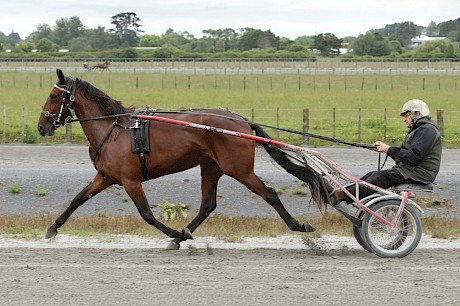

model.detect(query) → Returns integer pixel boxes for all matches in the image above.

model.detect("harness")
[43,80,150,181]
[43,80,388,180]
[131,108,154,181]
[41,82,76,127]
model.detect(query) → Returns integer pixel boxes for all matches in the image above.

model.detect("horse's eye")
[50,94,58,100]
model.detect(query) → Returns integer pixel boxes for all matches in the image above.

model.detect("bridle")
[41,81,77,128]
[40,78,130,165]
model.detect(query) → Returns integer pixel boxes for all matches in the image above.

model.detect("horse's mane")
[76,78,134,115]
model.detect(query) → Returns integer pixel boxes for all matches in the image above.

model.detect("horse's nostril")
[38,125,45,136]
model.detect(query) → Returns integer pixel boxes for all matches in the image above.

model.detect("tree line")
[1,12,459,59]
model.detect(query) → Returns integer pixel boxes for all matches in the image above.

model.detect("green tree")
[352,32,393,56]
[139,34,164,47]
[288,44,307,52]
[413,39,455,58]
[277,37,295,51]
[115,48,138,58]
[110,12,143,47]
[69,37,90,52]
[238,28,279,51]
[446,30,460,43]
[426,21,439,36]
[388,40,403,54]
[7,32,21,44]
[396,21,417,47]
[29,24,53,43]
[84,26,114,50]
[312,33,342,56]
[153,44,186,58]
[52,16,85,47]
[14,41,35,53]
[163,29,194,49]
[36,38,59,52]
[438,19,459,37]
[0,37,13,51]
[295,36,314,48]
[202,28,238,52]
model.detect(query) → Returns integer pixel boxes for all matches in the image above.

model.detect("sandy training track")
[0,235,459,305]
[0,145,459,305]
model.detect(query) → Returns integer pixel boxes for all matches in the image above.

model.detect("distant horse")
[93,61,110,71]
[38,69,327,249]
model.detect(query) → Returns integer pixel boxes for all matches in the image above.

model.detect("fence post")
[302,108,310,145]
[2,105,5,144]
[383,108,387,142]
[358,108,362,144]
[332,108,336,139]
[437,110,444,146]
[276,107,280,139]
[65,123,72,144]
[21,105,25,143]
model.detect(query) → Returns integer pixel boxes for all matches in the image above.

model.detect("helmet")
[400,99,430,117]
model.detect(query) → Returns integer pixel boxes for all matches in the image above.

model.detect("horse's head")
[38,69,76,136]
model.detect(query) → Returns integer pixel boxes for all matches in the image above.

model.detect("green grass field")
[1,71,459,146]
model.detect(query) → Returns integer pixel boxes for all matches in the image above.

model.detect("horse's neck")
[75,104,117,149]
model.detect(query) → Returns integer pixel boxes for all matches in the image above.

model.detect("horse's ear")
[56,69,66,84]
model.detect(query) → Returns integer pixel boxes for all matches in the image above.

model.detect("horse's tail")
[251,123,327,210]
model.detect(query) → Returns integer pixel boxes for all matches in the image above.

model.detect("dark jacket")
[387,117,442,183]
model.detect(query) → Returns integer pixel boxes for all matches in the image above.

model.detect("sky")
[1,0,458,40]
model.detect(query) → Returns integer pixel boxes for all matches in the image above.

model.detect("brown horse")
[93,61,110,71]
[38,69,327,249]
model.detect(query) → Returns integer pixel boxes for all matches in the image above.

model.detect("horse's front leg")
[123,180,193,240]
[46,173,112,239]
[167,161,223,250]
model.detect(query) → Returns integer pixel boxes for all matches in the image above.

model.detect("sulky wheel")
[360,200,422,258]
[352,202,375,253]
[353,224,371,252]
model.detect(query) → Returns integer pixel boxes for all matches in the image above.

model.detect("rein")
[44,82,388,170]
[148,109,377,151]
[145,109,389,170]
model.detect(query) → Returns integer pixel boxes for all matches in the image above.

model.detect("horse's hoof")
[303,222,316,233]
[182,228,193,240]
[45,227,57,239]
[166,241,181,250]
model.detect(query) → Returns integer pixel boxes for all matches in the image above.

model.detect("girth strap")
[139,152,149,182]
[90,119,119,165]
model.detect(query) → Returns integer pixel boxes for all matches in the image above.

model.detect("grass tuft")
[0,210,457,241]
[8,182,22,194]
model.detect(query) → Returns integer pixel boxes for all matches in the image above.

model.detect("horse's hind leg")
[123,180,192,240]
[236,172,315,233]
[46,173,112,238]
[168,161,223,250]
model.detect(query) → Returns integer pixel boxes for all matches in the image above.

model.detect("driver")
[329,99,442,205]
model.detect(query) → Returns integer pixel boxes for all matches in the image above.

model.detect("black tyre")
[361,200,422,258]
[353,224,371,252]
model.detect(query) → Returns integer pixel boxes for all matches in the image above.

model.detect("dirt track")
[1,145,460,305]
[0,244,459,305]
